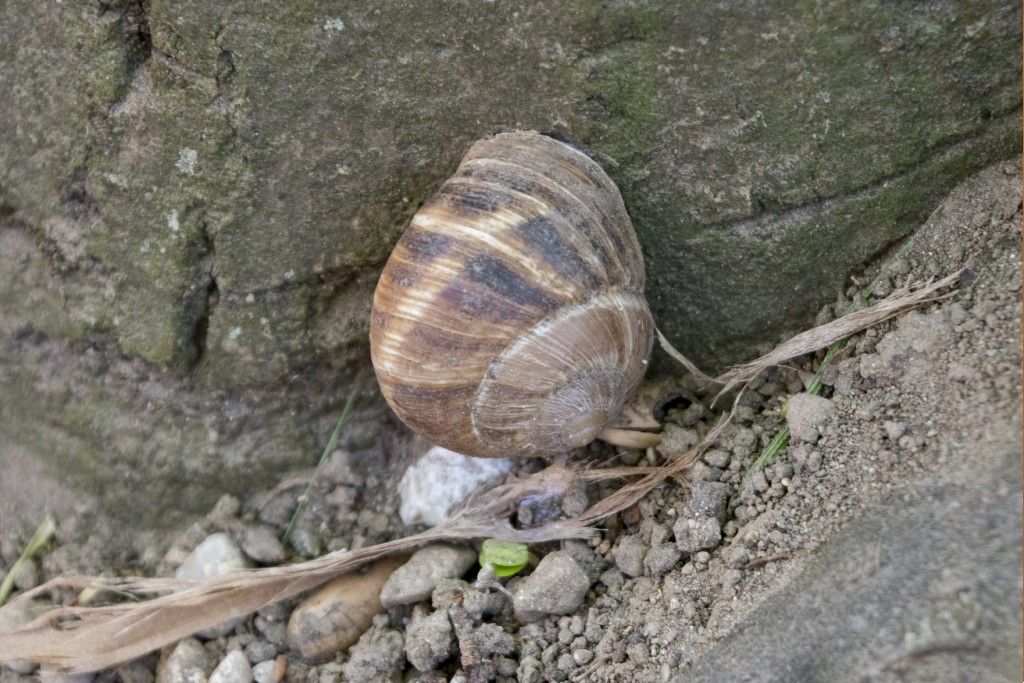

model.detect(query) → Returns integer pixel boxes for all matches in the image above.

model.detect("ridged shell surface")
[370,131,654,457]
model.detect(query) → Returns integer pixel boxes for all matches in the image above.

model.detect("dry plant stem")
[656,328,716,384]
[656,272,961,401]
[710,272,961,399]
[598,427,663,449]
[0,273,960,674]
[740,552,793,570]
[0,475,592,674]
[449,595,483,683]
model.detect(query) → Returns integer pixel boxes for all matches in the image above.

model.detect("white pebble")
[251,660,277,683]
[209,650,253,683]
[398,446,511,526]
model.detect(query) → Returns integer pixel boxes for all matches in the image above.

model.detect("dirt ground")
[0,160,1020,682]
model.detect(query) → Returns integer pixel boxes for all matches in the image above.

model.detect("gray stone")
[112,661,155,683]
[343,623,405,683]
[686,481,731,523]
[461,587,511,621]
[379,544,476,608]
[288,527,323,559]
[239,525,287,565]
[883,420,908,441]
[643,544,682,576]
[175,533,250,579]
[38,674,95,683]
[674,516,723,554]
[243,641,278,665]
[612,535,648,578]
[430,578,470,610]
[250,661,276,683]
[472,623,516,658]
[209,651,254,683]
[785,394,835,443]
[156,638,210,683]
[404,607,453,672]
[560,539,607,583]
[513,552,591,622]
[703,449,731,469]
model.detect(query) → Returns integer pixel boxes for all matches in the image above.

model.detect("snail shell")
[370,131,654,458]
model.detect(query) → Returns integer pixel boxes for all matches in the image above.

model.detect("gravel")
[4,160,1018,683]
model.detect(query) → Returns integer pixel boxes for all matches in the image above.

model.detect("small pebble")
[287,557,403,661]
[398,446,512,526]
[288,527,323,558]
[643,544,682,576]
[785,393,834,443]
[240,525,287,565]
[156,638,210,683]
[209,650,254,683]
[380,544,476,608]
[405,606,454,672]
[674,516,722,553]
[251,661,276,683]
[513,552,591,622]
[612,535,648,578]
[883,420,908,440]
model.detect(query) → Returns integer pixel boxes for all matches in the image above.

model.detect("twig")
[740,552,792,570]
[448,593,482,683]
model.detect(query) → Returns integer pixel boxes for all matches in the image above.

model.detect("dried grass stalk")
[0,272,958,673]
[658,272,961,400]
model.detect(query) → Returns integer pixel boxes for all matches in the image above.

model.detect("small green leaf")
[479,539,529,577]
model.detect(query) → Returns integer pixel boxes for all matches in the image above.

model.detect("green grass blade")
[0,517,56,607]
[742,235,918,482]
[283,391,358,546]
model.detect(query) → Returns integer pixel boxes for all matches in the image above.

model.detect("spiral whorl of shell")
[370,131,654,457]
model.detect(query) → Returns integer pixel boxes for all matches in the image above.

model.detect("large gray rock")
[680,435,1022,681]
[0,1,1019,521]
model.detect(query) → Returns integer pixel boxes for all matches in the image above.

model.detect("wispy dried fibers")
[658,272,961,402]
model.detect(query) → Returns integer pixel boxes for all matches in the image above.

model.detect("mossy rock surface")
[0,0,1019,520]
